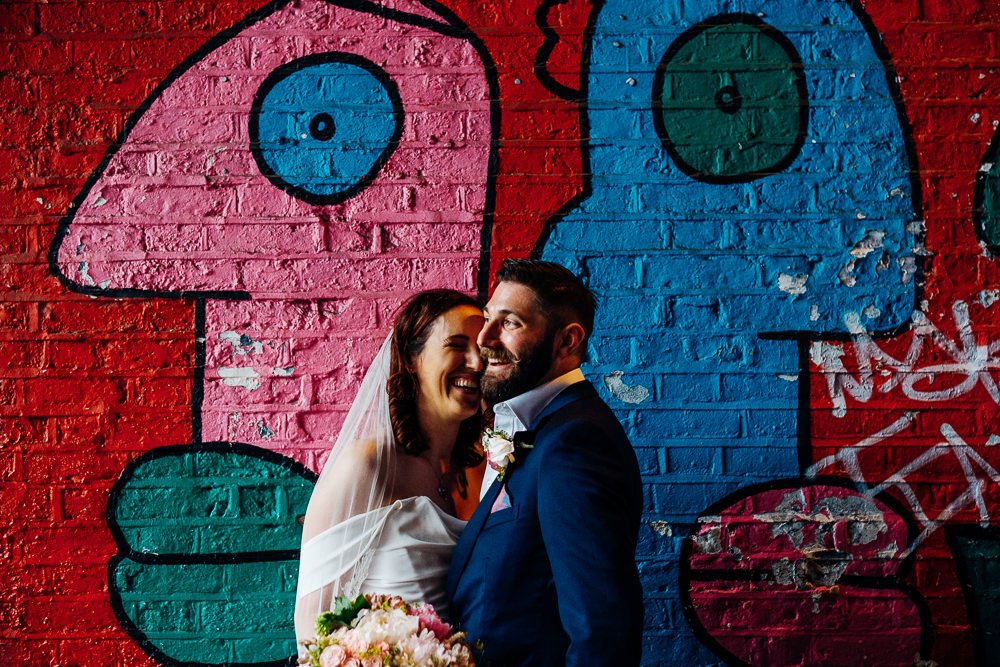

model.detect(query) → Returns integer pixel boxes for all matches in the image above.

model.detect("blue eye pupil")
[309,113,336,141]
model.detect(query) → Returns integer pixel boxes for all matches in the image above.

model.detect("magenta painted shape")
[685,484,923,666]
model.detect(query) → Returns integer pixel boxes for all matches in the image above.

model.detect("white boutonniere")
[483,428,533,481]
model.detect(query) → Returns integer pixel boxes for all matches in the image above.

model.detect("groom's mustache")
[480,346,514,364]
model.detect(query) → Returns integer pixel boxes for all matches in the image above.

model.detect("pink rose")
[319,645,356,667]
[410,603,453,642]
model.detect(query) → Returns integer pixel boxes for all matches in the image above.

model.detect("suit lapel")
[447,475,504,597]
[448,380,597,597]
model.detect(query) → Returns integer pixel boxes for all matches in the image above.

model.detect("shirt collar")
[492,367,586,432]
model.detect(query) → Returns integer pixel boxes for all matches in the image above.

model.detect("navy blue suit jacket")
[446,380,644,666]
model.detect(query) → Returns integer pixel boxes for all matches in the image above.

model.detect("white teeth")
[453,378,479,389]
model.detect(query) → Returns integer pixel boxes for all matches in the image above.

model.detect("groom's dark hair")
[495,258,596,345]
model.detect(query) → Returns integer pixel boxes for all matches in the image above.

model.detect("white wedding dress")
[297,495,466,617]
[296,334,468,642]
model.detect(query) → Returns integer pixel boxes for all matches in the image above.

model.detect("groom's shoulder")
[538,380,628,441]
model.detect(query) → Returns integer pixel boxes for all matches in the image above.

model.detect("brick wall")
[2,0,998,665]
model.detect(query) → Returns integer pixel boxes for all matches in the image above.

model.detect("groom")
[447,259,644,665]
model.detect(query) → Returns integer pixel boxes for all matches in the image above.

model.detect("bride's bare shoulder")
[324,437,390,477]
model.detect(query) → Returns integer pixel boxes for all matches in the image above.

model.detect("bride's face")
[411,304,486,423]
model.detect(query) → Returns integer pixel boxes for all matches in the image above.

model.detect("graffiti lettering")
[812,300,1000,417]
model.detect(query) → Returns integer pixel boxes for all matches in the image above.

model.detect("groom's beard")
[480,331,556,406]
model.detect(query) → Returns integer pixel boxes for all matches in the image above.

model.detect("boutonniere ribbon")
[482,428,534,481]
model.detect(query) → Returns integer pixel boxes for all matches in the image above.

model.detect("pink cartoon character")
[51,0,496,664]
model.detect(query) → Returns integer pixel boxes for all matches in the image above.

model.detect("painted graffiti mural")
[3,0,1000,664]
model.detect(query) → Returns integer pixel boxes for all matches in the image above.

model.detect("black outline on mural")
[972,126,1000,253]
[678,476,932,666]
[413,0,501,300]
[43,0,500,664]
[529,0,600,259]
[106,441,317,667]
[945,524,1000,667]
[534,0,585,101]
[248,51,405,206]
[533,1,930,664]
[192,298,206,444]
[650,14,810,185]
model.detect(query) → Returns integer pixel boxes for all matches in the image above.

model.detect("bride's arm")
[294,439,386,643]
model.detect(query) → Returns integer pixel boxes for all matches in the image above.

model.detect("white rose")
[486,435,515,466]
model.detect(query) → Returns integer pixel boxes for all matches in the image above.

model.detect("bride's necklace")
[424,453,451,499]
[436,466,454,499]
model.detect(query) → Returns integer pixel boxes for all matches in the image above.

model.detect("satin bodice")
[360,496,466,613]
[298,495,466,619]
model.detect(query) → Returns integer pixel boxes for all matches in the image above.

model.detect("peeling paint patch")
[977,289,999,308]
[77,262,96,287]
[691,524,722,554]
[862,304,881,319]
[840,229,888,287]
[257,420,274,440]
[850,230,886,259]
[772,557,796,585]
[988,435,1000,447]
[219,367,261,390]
[604,370,649,404]
[777,272,808,296]
[809,305,820,322]
[778,374,798,382]
[219,331,265,356]
[838,260,858,287]
[649,521,673,537]
[898,256,918,284]
[272,366,295,377]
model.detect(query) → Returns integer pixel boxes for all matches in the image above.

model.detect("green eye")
[652,14,808,182]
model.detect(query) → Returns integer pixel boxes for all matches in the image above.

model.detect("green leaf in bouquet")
[315,595,370,636]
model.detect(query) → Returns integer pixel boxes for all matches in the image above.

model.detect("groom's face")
[478,281,557,406]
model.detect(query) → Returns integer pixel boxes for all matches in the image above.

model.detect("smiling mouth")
[481,348,513,370]
[452,376,480,392]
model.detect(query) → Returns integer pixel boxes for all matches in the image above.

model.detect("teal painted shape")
[108,444,316,666]
[113,559,300,665]
[655,19,806,179]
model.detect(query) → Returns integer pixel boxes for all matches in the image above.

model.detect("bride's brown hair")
[387,289,485,470]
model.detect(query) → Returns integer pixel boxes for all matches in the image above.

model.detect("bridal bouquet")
[300,594,476,667]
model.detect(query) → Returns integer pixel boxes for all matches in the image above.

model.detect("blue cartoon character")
[539,1,921,663]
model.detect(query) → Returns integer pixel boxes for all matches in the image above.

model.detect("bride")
[294,289,485,642]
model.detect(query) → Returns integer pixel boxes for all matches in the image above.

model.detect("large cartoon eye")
[249,53,403,204]
[652,14,808,183]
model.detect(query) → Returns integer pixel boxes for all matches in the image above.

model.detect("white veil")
[294,333,397,642]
